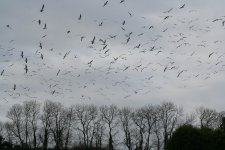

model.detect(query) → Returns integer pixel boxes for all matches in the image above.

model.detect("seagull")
[208,52,214,58]
[88,60,93,65]
[212,19,222,22]
[24,65,28,73]
[88,60,93,67]
[179,4,185,9]
[164,16,171,20]
[38,19,41,25]
[41,54,44,59]
[126,37,130,44]
[13,84,16,90]
[56,69,60,76]
[40,4,44,12]
[164,66,168,72]
[43,23,47,29]
[128,12,132,17]
[120,0,125,3]
[21,51,24,58]
[39,43,42,49]
[1,69,4,76]
[103,1,108,7]
[80,36,85,41]
[163,8,173,13]
[177,70,187,78]
[78,14,82,20]
[25,58,28,63]
[91,36,95,44]
[6,25,12,29]
[122,20,125,25]
[149,26,154,29]
[99,21,103,26]
[123,66,130,71]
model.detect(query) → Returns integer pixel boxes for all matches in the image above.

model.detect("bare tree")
[74,104,98,149]
[47,101,66,150]
[100,105,119,150]
[131,108,146,150]
[6,104,24,146]
[152,116,163,150]
[4,121,14,146]
[142,105,157,150]
[158,102,183,150]
[196,106,219,128]
[64,106,76,150]
[119,107,134,150]
[24,100,41,149]
[40,100,53,150]
[93,116,105,149]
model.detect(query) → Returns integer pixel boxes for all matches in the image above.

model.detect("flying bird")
[122,20,125,25]
[120,0,125,3]
[88,60,93,67]
[80,36,85,41]
[13,84,16,90]
[164,66,168,72]
[163,8,173,13]
[99,21,103,26]
[24,65,28,73]
[123,66,130,71]
[103,1,108,7]
[78,14,82,20]
[56,69,60,76]
[149,26,154,29]
[179,4,185,9]
[208,52,214,58]
[1,70,4,76]
[43,23,47,29]
[212,18,222,22]
[91,36,95,44]
[6,25,12,29]
[177,70,187,78]
[40,4,45,12]
[164,16,171,20]
[41,54,44,59]
[39,43,42,49]
[21,51,24,58]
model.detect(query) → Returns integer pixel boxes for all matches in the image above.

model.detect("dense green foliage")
[166,125,225,150]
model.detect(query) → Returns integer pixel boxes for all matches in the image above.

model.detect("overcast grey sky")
[0,0,225,119]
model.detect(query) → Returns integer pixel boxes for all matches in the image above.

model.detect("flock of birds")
[0,0,225,105]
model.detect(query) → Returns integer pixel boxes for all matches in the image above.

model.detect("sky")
[0,0,225,120]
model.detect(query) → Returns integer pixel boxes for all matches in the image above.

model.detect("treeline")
[0,100,224,150]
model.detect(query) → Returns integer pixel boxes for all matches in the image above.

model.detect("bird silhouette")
[40,4,44,12]
[13,84,16,90]
[120,0,125,3]
[24,65,28,73]
[103,1,108,7]
[1,70,4,76]
[91,36,95,44]
[179,4,185,9]
[56,69,60,76]
[43,23,47,29]
[78,14,82,20]
[209,52,214,58]
[21,51,24,58]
